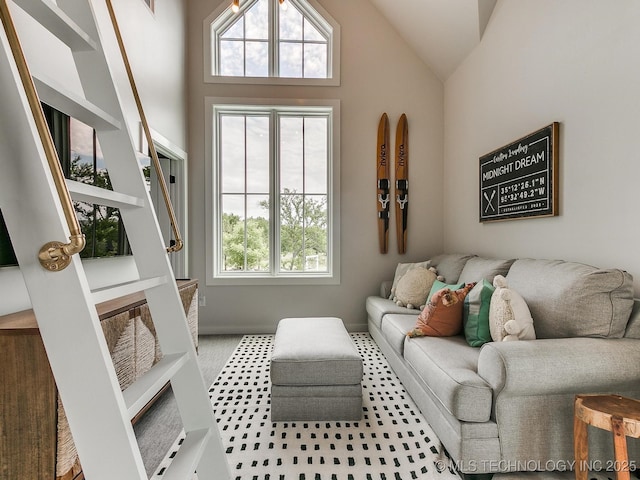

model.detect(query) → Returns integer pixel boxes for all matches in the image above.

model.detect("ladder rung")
[32,74,121,131]
[91,276,168,304]
[12,0,98,51]
[67,180,144,209]
[160,429,211,480]
[122,352,188,419]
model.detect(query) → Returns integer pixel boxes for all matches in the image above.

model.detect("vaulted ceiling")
[368,0,497,81]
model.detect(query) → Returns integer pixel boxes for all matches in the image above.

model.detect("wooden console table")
[0,279,198,480]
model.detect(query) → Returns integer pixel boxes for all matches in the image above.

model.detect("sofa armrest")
[380,280,393,299]
[478,337,640,396]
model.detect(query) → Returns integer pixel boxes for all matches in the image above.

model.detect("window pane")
[304,194,327,271]
[245,0,268,40]
[221,16,244,39]
[304,117,327,194]
[245,41,268,77]
[221,194,245,271]
[221,194,270,272]
[94,133,106,188]
[279,4,302,41]
[246,194,270,271]
[220,40,244,76]
[0,210,17,266]
[73,201,93,226]
[280,116,303,192]
[279,192,303,271]
[220,115,245,193]
[246,116,270,193]
[70,119,109,190]
[303,18,325,42]
[70,118,96,185]
[279,42,302,78]
[303,43,327,78]
[86,205,123,258]
[212,0,336,81]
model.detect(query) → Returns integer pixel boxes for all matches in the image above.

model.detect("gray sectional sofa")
[366,254,640,476]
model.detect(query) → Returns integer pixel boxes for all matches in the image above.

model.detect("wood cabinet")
[0,280,198,480]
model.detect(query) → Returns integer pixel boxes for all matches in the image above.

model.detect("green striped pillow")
[463,279,495,347]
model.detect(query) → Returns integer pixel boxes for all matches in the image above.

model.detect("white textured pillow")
[393,267,437,310]
[489,275,536,341]
[389,260,431,299]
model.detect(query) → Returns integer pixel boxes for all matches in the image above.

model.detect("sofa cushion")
[380,314,419,356]
[506,259,634,339]
[624,300,640,339]
[404,335,492,422]
[430,254,476,283]
[366,296,417,330]
[458,257,515,284]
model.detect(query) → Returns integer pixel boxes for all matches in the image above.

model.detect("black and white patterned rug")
[152,333,460,480]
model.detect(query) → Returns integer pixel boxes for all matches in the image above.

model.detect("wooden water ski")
[376,113,390,253]
[395,114,409,254]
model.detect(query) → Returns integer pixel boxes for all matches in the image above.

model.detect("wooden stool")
[574,394,640,480]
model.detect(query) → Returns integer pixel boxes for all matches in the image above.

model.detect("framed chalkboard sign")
[479,122,559,222]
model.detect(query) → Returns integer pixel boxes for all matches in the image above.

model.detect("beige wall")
[444,0,640,294]
[188,0,444,333]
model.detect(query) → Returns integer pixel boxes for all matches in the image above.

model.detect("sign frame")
[479,122,559,223]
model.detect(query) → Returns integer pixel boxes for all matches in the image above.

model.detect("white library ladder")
[0,0,229,478]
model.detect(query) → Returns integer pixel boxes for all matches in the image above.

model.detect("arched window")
[205,0,340,85]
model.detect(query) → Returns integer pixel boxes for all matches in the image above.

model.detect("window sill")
[204,75,340,87]
[206,273,340,287]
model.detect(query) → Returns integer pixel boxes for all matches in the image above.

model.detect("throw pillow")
[389,260,431,299]
[407,283,476,337]
[428,280,465,301]
[489,275,536,341]
[393,267,438,310]
[463,279,495,347]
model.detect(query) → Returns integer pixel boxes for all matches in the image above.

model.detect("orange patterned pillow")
[407,283,476,337]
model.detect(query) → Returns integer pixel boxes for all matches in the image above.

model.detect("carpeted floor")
[151,333,460,480]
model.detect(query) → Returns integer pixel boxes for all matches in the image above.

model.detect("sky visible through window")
[70,119,150,175]
[218,0,328,78]
[220,113,328,217]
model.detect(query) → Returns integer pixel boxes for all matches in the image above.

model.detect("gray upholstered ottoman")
[270,317,363,421]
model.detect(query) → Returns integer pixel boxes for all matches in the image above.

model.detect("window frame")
[205,97,340,286]
[203,0,341,86]
[140,125,190,279]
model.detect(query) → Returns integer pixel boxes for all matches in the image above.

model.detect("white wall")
[444,0,640,294]
[12,0,187,151]
[188,0,444,333]
[110,0,188,149]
